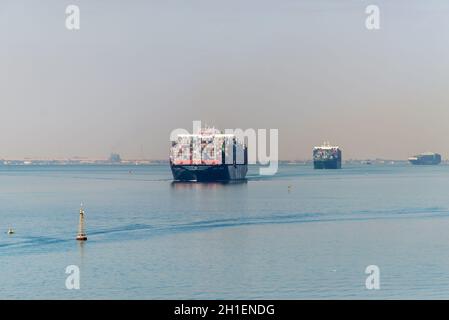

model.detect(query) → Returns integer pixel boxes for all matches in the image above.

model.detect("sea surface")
[2,163,449,299]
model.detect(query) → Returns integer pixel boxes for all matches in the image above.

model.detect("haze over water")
[2,0,449,160]
[2,164,449,299]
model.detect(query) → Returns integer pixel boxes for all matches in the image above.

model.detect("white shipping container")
[235,143,245,164]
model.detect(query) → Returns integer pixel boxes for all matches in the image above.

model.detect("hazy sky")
[2,0,449,160]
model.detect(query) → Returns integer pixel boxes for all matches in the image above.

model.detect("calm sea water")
[2,163,449,299]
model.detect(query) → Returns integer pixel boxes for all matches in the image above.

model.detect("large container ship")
[408,152,441,165]
[170,128,248,181]
[313,142,342,169]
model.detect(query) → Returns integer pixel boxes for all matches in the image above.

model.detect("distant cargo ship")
[408,152,441,165]
[313,142,342,169]
[170,128,248,182]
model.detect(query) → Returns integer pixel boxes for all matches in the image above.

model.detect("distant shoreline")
[1,159,448,166]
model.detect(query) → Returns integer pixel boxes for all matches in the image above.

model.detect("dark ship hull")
[313,159,341,169]
[171,164,247,182]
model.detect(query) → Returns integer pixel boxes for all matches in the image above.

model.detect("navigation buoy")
[7,228,14,235]
[76,204,87,241]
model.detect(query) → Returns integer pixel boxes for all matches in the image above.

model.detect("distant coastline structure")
[109,153,122,163]
[76,205,87,241]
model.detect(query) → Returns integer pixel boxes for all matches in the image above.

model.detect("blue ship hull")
[409,153,441,165]
[313,159,341,169]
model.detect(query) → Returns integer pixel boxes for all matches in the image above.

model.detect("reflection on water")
[77,240,85,263]
[170,179,248,190]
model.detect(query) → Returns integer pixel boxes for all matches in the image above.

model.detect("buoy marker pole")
[76,204,87,241]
